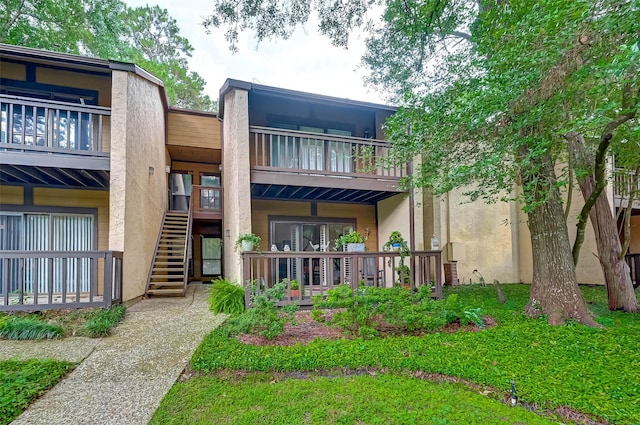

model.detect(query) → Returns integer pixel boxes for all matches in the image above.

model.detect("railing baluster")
[2,258,8,306]
[62,258,68,303]
[7,103,14,144]
[20,104,26,145]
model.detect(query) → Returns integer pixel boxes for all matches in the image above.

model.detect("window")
[269,123,353,173]
[270,218,356,285]
[201,236,222,276]
[199,174,221,210]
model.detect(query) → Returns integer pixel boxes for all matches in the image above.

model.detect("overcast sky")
[124,0,387,105]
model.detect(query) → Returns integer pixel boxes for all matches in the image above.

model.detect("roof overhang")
[218,78,396,118]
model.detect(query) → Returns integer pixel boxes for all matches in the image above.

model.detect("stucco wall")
[222,88,252,284]
[439,191,518,284]
[109,71,167,301]
[377,194,411,251]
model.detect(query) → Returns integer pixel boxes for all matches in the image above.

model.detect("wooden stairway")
[145,210,191,297]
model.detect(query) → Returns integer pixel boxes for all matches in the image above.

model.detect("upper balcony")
[0,94,111,188]
[249,126,406,204]
[614,168,640,209]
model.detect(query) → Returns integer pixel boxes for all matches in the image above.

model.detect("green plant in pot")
[334,230,366,252]
[235,233,261,252]
[383,231,410,253]
[288,279,301,297]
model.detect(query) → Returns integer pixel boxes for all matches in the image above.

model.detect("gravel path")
[10,284,224,425]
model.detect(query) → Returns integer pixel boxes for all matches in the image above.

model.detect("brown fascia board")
[218,78,396,118]
[0,43,110,71]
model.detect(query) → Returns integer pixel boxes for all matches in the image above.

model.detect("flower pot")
[346,243,365,252]
[289,289,301,297]
[241,240,254,252]
[391,242,401,251]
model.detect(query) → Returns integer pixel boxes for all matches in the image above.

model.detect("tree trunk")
[577,174,639,312]
[523,158,598,326]
[570,136,638,312]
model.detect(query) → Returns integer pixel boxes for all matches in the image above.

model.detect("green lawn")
[0,359,75,425]
[151,374,569,425]
[153,284,640,424]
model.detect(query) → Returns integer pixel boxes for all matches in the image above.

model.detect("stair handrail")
[145,210,168,295]
[182,193,194,295]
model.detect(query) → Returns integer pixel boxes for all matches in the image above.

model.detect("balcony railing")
[242,250,442,307]
[614,168,640,208]
[0,94,111,157]
[191,185,223,219]
[249,126,405,180]
[0,250,123,311]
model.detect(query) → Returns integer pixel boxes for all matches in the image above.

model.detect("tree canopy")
[0,0,215,111]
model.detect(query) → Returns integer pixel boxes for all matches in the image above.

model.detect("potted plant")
[288,279,301,297]
[334,230,366,252]
[235,233,261,252]
[383,231,409,253]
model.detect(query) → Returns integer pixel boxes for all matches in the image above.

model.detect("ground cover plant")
[155,284,640,424]
[312,284,485,338]
[151,374,568,425]
[0,305,126,340]
[0,359,75,425]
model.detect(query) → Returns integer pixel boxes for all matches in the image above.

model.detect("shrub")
[312,286,484,338]
[208,278,245,316]
[0,316,63,340]
[82,305,126,337]
[225,280,297,340]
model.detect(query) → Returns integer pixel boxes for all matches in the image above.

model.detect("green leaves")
[0,360,75,425]
[0,316,63,340]
[208,278,246,316]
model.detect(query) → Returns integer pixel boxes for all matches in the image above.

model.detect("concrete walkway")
[8,284,224,425]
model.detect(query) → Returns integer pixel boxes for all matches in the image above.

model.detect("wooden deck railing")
[0,250,123,311]
[242,250,442,307]
[0,94,111,156]
[191,185,223,219]
[626,253,639,289]
[249,126,405,180]
[614,168,640,208]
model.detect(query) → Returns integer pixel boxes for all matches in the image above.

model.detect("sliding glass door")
[270,219,355,285]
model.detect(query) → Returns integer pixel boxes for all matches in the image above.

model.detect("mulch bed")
[236,310,496,347]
